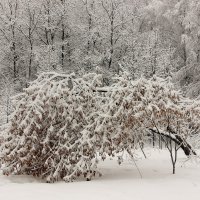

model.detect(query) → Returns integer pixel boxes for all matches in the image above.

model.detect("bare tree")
[0,0,20,79]
[18,0,41,82]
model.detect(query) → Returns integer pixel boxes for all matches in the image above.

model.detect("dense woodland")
[0,0,200,182]
[1,0,200,122]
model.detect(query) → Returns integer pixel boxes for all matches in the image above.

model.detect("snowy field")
[0,149,200,200]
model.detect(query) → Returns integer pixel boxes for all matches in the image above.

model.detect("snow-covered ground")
[1,149,200,200]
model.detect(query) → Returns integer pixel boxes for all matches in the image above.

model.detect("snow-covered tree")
[0,73,14,125]
[0,72,104,182]
[172,0,200,98]
[97,73,199,156]
[0,0,21,79]
[18,0,41,82]
[1,71,199,182]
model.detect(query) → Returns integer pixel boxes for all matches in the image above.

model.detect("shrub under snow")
[95,74,200,158]
[0,72,104,182]
[0,72,199,182]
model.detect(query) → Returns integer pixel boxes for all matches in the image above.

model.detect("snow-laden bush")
[1,72,199,182]
[0,72,104,182]
[95,73,200,158]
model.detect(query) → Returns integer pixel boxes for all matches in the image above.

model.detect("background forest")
[0,0,200,125]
